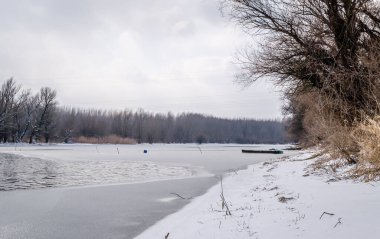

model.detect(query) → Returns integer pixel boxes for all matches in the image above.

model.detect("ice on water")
[0,143,285,192]
[0,152,192,191]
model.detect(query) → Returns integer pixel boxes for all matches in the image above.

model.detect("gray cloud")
[0,0,283,119]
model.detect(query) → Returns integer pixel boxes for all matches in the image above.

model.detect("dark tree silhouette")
[224,0,380,123]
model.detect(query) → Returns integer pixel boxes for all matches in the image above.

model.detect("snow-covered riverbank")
[135,151,380,239]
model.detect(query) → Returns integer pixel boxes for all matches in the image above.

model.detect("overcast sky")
[0,0,283,119]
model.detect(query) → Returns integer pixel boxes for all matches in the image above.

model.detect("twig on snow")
[320,211,335,219]
[197,146,203,154]
[334,218,342,228]
[220,176,232,216]
[170,193,193,200]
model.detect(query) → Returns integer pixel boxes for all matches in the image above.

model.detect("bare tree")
[223,0,380,123]
[55,107,77,143]
[39,87,57,143]
[134,108,145,144]
[13,89,33,142]
[0,78,20,142]
[28,87,57,143]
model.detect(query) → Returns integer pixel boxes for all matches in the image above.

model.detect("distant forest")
[0,79,288,144]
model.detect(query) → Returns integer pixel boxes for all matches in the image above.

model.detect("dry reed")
[74,135,137,145]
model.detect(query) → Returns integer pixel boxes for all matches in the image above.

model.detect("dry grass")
[352,117,380,165]
[285,89,380,181]
[74,135,137,145]
[324,125,359,164]
[309,154,349,181]
[307,116,380,181]
[350,117,380,180]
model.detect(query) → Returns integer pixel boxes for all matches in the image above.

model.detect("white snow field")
[135,151,380,239]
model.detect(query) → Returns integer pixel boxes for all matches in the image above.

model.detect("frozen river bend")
[0,144,295,239]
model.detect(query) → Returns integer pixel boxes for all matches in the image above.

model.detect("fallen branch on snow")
[170,193,193,200]
[334,218,342,228]
[320,211,335,219]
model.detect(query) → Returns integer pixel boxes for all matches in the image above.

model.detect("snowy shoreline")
[135,151,380,239]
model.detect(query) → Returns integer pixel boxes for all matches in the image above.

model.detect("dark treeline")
[56,108,287,144]
[0,78,288,144]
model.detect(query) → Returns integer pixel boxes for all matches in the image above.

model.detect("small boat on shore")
[242,149,284,154]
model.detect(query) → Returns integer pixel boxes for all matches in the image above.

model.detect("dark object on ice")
[242,149,283,154]
[283,146,303,150]
[143,149,148,154]
[278,196,295,203]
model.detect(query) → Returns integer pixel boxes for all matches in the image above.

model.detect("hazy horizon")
[0,0,283,119]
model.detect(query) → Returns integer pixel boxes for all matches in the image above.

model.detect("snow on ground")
[135,151,380,239]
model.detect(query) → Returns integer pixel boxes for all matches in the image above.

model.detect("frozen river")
[0,144,297,239]
[0,153,194,191]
